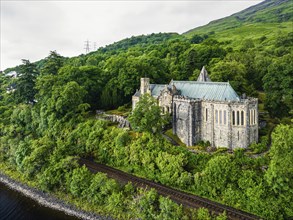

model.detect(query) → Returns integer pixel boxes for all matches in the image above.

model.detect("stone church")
[132,67,258,149]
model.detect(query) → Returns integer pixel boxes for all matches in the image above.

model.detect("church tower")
[197,66,211,82]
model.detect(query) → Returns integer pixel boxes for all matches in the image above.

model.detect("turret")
[140,78,150,95]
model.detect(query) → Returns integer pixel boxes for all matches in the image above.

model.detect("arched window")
[215,110,218,124]
[232,111,235,125]
[237,111,240,125]
[254,109,256,125]
[219,110,222,124]
[241,111,244,126]
[224,110,227,125]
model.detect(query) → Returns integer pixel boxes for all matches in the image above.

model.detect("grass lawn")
[105,105,131,117]
[164,129,186,146]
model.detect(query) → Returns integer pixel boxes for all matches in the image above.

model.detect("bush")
[249,136,268,154]
[115,131,130,147]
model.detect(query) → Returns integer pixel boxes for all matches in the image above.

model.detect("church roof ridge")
[150,83,168,86]
[171,80,229,85]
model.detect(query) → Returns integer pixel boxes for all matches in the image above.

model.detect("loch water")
[0,182,79,220]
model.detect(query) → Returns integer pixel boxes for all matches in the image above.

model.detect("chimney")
[140,78,150,95]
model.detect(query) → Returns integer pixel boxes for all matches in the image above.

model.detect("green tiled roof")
[172,81,239,101]
[134,80,240,102]
[150,84,166,97]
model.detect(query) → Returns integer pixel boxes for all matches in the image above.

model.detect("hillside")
[185,0,292,34]
[184,0,292,48]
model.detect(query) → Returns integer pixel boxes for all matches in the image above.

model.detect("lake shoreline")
[0,172,113,220]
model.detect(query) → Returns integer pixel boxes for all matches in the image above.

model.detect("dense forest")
[0,0,292,219]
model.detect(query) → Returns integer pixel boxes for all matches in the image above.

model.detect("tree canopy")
[129,94,169,134]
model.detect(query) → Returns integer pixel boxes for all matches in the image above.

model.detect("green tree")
[157,196,183,219]
[49,81,89,118]
[155,151,187,185]
[57,65,104,109]
[133,188,159,220]
[265,124,293,218]
[129,94,169,134]
[263,54,293,118]
[40,51,65,75]
[13,59,38,103]
[68,166,92,197]
[211,60,248,94]
[194,155,237,199]
[85,172,109,205]
[38,156,78,191]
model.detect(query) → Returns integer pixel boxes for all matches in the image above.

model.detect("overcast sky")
[1,0,262,71]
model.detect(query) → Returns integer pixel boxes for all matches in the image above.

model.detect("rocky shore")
[0,172,113,220]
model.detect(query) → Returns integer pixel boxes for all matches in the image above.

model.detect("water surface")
[0,182,79,220]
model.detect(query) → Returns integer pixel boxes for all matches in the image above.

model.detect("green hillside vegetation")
[1,0,292,219]
[185,0,292,35]
[185,0,292,52]
[99,32,179,53]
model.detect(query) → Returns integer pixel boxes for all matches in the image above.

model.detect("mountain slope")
[184,0,292,46]
[185,0,292,35]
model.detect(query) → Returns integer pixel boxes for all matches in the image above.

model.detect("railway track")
[80,158,261,220]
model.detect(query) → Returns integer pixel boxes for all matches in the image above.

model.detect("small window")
[224,110,227,125]
[232,111,235,125]
[237,111,240,125]
[206,108,208,122]
[241,111,244,126]
[219,110,222,124]
[215,110,218,124]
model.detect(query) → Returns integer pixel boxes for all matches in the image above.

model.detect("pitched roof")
[172,81,240,101]
[150,84,167,97]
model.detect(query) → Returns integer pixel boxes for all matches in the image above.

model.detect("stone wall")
[173,96,201,146]
[173,97,258,149]
[158,87,173,114]
[96,113,131,129]
[104,114,131,128]
[173,97,191,145]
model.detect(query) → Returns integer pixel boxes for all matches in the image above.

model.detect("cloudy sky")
[1,0,262,71]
